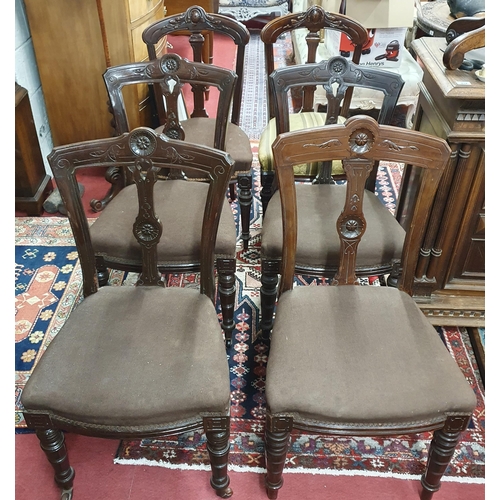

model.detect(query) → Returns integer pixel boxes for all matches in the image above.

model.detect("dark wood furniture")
[258,5,368,211]
[15,84,53,216]
[21,127,235,500]
[92,54,239,347]
[397,36,485,327]
[164,0,220,65]
[143,6,254,248]
[259,56,405,334]
[262,115,477,500]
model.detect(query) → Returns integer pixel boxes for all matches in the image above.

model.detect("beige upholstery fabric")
[22,286,231,427]
[258,112,345,176]
[266,285,477,425]
[157,118,253,178]
[261,184,405,270]
[90,180,236,266]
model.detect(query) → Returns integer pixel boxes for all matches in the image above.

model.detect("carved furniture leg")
[264,414,293,500]
[217,258,237,348]
[36,428,75,500]
[90,166,126,213]
[204,416,233,498]
[95,256,110,287]
[260,260,279,339]
[420,416,471,500]
[386,261,401,288]
[260,171,275,217]
[229,182,237,202]
[238,173,252,250]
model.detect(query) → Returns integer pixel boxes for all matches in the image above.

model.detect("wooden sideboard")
[396,36,485,327]
[23,0,166,147]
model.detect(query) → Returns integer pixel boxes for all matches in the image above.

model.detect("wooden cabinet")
[396,36,485,327]
[23,0,166,147]
[15,84,53,215]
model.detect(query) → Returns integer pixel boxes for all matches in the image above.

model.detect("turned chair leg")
[237,173,252,250]
[264,415,293,500]
[95,257,109,287]
[217,258,237,349]
[260,171,275,217]
[36,428,75,499]
[204,416,232,498]
[420,416,471,500]
[260,260,279,339]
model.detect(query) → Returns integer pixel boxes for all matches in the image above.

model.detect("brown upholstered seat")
[22,286,230,427]
[179,118,253,177]
[21,128,235,499]
[262,116,477,500]
[267,285,476,425]
[90,180,236,266]
[261,184,405,270]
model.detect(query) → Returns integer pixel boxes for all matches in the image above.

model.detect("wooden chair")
[259,56,405,334]
[263,116,477,499]
[21,127,235,499]
[94,54,238,347]
[142,5,254,250]
[258,5,369,211]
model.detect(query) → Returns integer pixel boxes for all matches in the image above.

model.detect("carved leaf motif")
[86,144,125,163]
[303,138,342,149]
[161,145,195,163]
[381,140,419,152]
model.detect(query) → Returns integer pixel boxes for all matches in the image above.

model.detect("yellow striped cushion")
[258,112,345,177]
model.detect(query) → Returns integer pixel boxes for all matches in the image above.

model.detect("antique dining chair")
[263,116,477,499]
[142,5,254,249]
[21,127,235,499]
[94,54,238,347]
[258,5,369,211]
[259,56,405,334]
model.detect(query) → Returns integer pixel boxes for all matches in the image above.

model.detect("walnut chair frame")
[96,53,238,346]
[259,56,405,335]
[21,128,236,499]
[262,116,477,499]
[142,5,254,250]
[259,5,369,210]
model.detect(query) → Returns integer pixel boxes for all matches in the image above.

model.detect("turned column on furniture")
[396,36,484,327]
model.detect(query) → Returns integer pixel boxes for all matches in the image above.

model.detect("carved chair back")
[269,55,405,188]
[142,5,250,126]
[260,5,369,120]
[272,115,452,296]
[49,127,234,300]
[104,53,237,152]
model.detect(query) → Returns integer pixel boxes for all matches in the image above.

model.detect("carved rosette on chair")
[262,116,477,499]
[21,128,236,499]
